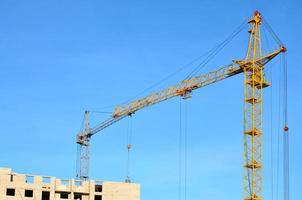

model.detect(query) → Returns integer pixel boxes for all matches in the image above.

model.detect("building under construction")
[0,168,140,200]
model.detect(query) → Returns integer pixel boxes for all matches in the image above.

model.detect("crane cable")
[282,52,289,200]
[96,17,248,113]
[186,18,248,79]
[125,115,133,183]
[184,99,188,200]
[269,64,274,200]
[178,98,182,200]
[263,18,288,200]
[178,98,188,200]
[276,54,282,200]
[263,19,286,200]
[263,24,275,200]
[119,19,246,110]
[276,51,289,200]
[262,17,283,46]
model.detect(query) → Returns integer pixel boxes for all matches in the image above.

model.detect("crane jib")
[76,47,283,142]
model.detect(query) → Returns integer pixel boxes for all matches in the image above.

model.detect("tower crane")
[76,11,286,200]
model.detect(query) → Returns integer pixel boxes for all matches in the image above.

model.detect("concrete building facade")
[0,168,140,200]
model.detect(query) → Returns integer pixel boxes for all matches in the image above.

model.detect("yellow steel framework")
[76,11,286,200]
[244,11,264,200]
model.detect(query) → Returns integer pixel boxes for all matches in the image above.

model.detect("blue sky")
[0,0,301,200]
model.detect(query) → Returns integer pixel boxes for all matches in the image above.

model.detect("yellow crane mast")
[243,11,264,200]
[76,11,286,200]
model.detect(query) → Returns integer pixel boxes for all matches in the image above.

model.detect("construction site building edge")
[0,168,140,200]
